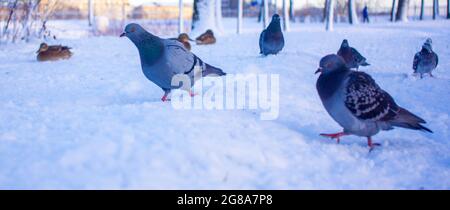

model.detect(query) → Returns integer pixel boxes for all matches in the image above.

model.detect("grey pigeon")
[259,14,284,56]
[120,23,226,102]
[315,54,432,149]
[337,39,370,70]
[413,38,438,78]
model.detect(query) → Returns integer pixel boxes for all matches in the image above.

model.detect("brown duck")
[195,29,216,45]
[36,43,73,62]
[170,33,193,51]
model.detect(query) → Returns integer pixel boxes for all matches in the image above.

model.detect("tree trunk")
[263,0,269,28]
[289,0,295,22]
[348,0,358,24]
[420,0,424,20]
[237,0,243,34]
[396,0,409,22]
[178,0,184,34]
[391,0,397,22]
[215,0,223,32]
[282,0,290,31]
[447,0,450,19]
[88,0,94,26]
[433,0,439,19]
[191,0,223,35]
[323,0,328,22]
[3,0,19,36]
[325,0,335,31]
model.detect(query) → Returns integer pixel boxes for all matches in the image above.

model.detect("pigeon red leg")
[161,91,170,102]
[367,137,381,151]
[429,72,434,77]
[320,132,347,144]
[189,91,197,97]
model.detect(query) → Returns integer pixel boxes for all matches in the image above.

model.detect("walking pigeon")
[120,23,226,102]
[413,38,438,78]
[337,39,370,70]
[196,29,216,45]
[315,54,432,149]
[259,14,284,56]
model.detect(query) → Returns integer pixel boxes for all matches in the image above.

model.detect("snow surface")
[0,18,449,189]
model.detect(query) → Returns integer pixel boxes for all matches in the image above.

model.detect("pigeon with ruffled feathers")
[259,14,284,56]
[337,39,370,70]
[413,38,438,78]
[315,54,432,149]
[120,23,226,102]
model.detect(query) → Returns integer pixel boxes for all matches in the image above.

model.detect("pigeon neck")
[135,36,164,66]
[421,47,431,54]
[267,21,281,31]
[317,68,349,100]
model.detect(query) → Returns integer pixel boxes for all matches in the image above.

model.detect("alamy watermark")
[169,66,280,120]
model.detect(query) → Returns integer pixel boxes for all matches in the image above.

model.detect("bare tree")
[433,0,439,19]
[88,0,94,26]
[289,0,295,22]
[282,0,290,31]
[396,0,409,22]
[191,0,223,34]
[348,0,358,24]
[325,0,335,31]
[448,0,450,19]
[391,0,397,22]
[420,0,424,20]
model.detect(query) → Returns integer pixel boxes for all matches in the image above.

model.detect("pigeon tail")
[360,60,370,66]
[389,107,432,133]
[203,63,226,77]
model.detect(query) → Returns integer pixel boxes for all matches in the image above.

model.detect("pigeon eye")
[130,27,136,33]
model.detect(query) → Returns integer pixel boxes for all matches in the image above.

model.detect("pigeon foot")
[320,132,347,144]
[367,137,381,152]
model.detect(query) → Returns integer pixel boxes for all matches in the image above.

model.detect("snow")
[0,18,449,189]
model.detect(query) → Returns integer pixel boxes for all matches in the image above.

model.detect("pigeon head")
[422,38,433,52]
[272,14,281,22]
[341,39,349,48]
[120,23,151,41]
[315,54,347,75]
[206,29,214,35]
[37,43,49,53]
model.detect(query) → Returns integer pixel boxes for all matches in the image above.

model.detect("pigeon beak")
[315,68,323,74]
[120,32,126,37]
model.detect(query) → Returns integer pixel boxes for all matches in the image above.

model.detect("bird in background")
[259,14,284,56]
[195,29,216,45]
[337,39,370,70]
[170,33,193,51]
[413,38,438,78]
[315,54,432,150]
[36,43,73,62]
[120,23,226,102]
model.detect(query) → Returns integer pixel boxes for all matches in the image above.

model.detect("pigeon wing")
[344,71,400,122]
[163,39,195,75]
[259,30,266,54]
[351,47,366,63]
[434,52,439,67]
[413,52,420,71]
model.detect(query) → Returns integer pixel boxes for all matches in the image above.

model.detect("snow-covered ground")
[0,18,449,189]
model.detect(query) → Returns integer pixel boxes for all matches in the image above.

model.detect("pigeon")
[315,54,432,149]
[337,39,370,70]
[36,43,73,62]
[120,23,226,102]
[413,38,438,78]
[259,14,284,56]
[170,33,193,51]
[195,29,216,45]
